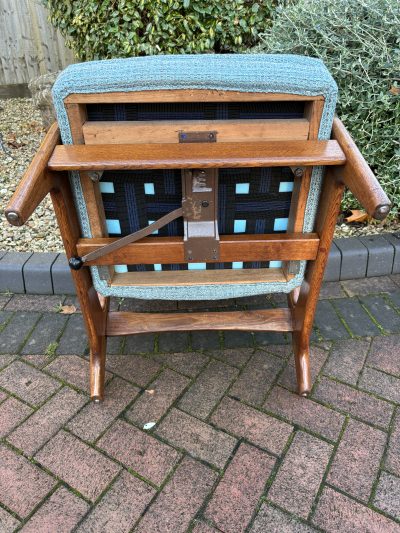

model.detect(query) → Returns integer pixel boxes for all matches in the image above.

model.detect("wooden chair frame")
[6,90,391,401]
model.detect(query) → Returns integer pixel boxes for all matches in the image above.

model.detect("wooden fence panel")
[0,0,74,86]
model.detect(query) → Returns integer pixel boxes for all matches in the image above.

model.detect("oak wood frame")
[5,89,391,401]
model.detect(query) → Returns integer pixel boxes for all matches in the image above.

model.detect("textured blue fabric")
[52,54,337,300]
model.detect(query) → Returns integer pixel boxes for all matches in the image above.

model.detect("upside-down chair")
[6,54,391,401]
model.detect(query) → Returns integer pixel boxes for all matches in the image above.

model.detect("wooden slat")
[48,140,345,171]
[65,90,324,104]
[106,308,293,335]
[111,267,294,287]
[83,119,310,145]
[283,99,324,277]
[77,233,320,266]
[65,102,113,279]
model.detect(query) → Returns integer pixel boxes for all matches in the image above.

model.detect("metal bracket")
[179,131,217,143]
[182,168,220,262]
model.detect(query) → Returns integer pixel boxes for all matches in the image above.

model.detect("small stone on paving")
[127,368,189,426]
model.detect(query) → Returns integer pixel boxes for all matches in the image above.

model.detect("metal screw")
[208,132,215,140]
[88,171,102,182]
[294,167,304,178]
[201,201,209,208]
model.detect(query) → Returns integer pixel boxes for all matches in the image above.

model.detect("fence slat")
[0,0,74,86]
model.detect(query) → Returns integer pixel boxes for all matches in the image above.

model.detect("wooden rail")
[110,268,294,287]
[77,233,320,266]
[48,140,346,171]
[106,308,293,335]
[83,118,310,145]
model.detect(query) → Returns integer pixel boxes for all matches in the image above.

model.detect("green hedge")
[255,0,400,215]
[43,0,275,59]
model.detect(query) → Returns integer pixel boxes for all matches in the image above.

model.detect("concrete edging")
[0,233,399,295]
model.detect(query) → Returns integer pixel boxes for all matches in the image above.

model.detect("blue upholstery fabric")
[52,54,338,300]
[100,166,293,272]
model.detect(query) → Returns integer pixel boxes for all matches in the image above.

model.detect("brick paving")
[0,278,399,531]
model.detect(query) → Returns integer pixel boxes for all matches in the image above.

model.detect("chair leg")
[292,331,312,396]
[289,171,345,397]
[50,180,110,402]
[90,335,107,402]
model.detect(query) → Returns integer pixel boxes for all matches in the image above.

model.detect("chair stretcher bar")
[106,308,293,336]
[76,233,320,265]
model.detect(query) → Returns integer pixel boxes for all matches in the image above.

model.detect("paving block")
[23,252,58,295]
[359,234,394,277]
[313,300,351,341]
[373,472,400,521]
[335,237,367,280]
[205,443,275,532]
[360,294,400,333]
[383,233,400,274]
[324,241,342,282]
[98,419,179,486]
[0,251,32,293]
[51,253,76,295]
[268,431,332,519]
[21,313,68,355]
[332,298,380,337]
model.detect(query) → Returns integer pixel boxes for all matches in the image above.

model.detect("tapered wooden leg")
[90,335,107,402]
[292,331,312,396]
[50,174,109,402]
[289,170,345,396]
[88,290,109,402]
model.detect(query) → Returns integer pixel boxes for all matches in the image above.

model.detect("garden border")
[0,233,399,295]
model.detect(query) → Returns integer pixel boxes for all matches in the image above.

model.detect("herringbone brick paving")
[0,275,400,531]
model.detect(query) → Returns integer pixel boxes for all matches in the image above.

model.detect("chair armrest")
[5,122,60,226]
[332,117,391,220]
